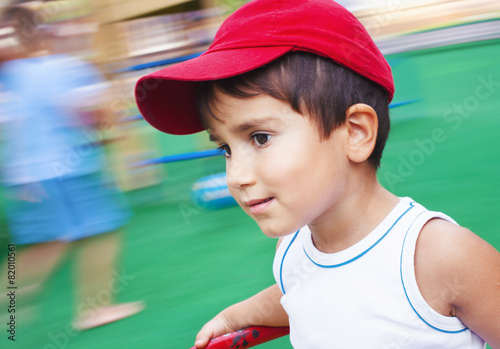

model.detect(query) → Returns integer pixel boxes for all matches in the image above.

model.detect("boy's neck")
[308,169,399,254]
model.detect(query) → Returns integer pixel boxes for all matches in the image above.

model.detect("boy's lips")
[244,197,275,215]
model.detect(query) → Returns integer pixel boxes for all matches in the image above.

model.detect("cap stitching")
[267,0,285,39]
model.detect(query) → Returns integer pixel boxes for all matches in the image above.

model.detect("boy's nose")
[226,158,255,189]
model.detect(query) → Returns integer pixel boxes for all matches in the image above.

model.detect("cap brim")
[135,45,293,135]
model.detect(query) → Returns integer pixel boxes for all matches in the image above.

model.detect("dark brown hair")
[196,51,390,168]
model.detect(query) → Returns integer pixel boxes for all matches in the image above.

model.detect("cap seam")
[206,43,293,53]
[268,0,285,39]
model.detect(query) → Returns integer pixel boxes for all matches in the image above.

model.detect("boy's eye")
[252,133,271,146]
[218,144,231,158]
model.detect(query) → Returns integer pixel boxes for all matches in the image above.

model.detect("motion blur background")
[0,0,499,348]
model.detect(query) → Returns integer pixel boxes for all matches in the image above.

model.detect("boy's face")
[207,91,350,238]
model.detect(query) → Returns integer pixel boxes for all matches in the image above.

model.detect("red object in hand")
[190,326,290,349]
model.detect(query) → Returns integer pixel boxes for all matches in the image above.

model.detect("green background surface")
[1,38,499,348]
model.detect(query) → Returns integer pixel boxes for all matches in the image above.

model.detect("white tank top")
[273,197,485,348]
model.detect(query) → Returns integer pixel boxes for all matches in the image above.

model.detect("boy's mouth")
[245,197,274,215]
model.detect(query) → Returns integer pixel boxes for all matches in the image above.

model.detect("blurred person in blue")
[0,2,143,330]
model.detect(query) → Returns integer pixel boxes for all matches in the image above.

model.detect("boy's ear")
[344,103,378,163]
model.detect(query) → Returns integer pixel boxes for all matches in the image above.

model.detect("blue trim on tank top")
[279,230,300,294]
[301,202,415,269]
[400,211,468,334]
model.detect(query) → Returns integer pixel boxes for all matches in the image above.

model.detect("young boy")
[135,0,500,347]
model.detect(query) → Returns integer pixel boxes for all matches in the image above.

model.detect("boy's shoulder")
[416,218,492,275]
[416,218,500,320]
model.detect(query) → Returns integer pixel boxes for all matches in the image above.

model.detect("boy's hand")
[194,312,237,348]
[193,284,288,348]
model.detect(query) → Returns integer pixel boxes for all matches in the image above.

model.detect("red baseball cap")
[135,0,394,135]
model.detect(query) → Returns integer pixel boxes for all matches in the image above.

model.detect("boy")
[135,0,500,347]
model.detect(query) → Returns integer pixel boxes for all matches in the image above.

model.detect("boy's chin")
[257,223,299,239]
[237,204,302,238]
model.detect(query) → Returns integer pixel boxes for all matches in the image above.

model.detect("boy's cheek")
[230,194,250,215]
[228,190,241,206]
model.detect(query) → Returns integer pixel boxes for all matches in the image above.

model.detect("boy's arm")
[416,219,500,348]
[194,283,288,348]
[195,238,288,348]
